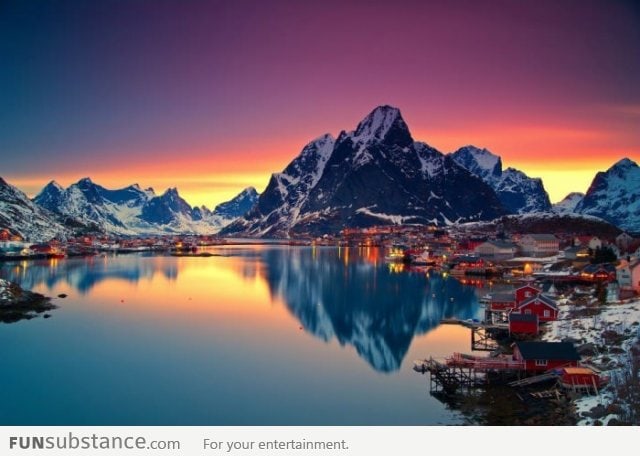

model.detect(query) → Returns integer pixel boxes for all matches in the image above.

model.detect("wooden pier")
[439,317,508,331]
[414,352,527,394]
[414,357,483,394]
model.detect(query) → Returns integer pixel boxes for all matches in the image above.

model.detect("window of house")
[525,309,532,314]
[544,310,550,317]
[535,359,547,366]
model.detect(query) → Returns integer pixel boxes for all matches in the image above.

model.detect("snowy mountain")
[451,146,552,214]
[222,106,507,237]
[140,187,193,225]
[574,158,640,232]
[552,192,584,213]
[211,187,259,219]
[0,177,68,242]
[33,178,252,236]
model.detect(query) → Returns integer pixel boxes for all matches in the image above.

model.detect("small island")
[0,278,57,323]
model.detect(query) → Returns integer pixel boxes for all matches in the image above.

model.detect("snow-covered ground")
[0,278,14,303]
[542,296,640,425]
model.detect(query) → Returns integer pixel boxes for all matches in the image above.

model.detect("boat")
[384,245,410,263]
[410,250,437,266]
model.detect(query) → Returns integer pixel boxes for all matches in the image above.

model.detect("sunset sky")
[1,0,639,207]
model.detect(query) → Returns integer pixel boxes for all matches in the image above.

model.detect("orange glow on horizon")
[414,123,639,203]
[7,122,639,207]
[56,256,281,320]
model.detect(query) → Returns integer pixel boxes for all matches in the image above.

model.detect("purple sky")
[1,0,639,205]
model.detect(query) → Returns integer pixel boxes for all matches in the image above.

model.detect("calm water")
[0,245,486,425]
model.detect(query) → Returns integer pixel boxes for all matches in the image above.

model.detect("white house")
[617,259,640,294]
[616,260,633,289]
[574,236,602,251]
[474,240,517,260]
[616,232,635,252]
[519,234,560,257]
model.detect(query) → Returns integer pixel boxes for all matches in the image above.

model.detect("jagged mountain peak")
[238,186,258,198]
[451,146,550,214]
[1,176,68,241]
[575,157,640,231]
[34,180,66,208]
[308,133,334,148]
[223,106,507,237]
[44,180,65,191]
[553,192,584,213]
[351,105,412,147]
[77,177,94,186]
[591,157,637,183]
[451,145,502,178]
[212,186,261,220]
[162,187,180,197]
[289,135,334,165]
[612,157,638,169]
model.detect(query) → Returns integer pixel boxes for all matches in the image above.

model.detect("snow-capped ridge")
[453,145,502,178]
[612,157,637,169]
[30,179,257,236]
[45,180,65,191]
[553,192,584,213]
[350,105,412,147]
[212,186,260,220]
[574,157,640,232]
[451,146,551,214]
[1,176,68,241]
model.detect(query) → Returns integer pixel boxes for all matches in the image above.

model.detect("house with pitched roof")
[513,341,580,372]
[518,234,560,257]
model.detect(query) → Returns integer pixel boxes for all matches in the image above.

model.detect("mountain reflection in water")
[0,255,178,294]
[0,246,481,372]
[260,246,479,372]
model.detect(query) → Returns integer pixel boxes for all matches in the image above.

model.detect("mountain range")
[223,106,640,237]
[0,178,67,242]
[450,146,551,214]
[1,105,639,241]
[0,177,259,241]
[222,106,557,237]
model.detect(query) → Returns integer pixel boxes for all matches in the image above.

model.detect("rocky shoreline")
[0,278,57,323]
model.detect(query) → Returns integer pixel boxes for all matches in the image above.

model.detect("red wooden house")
[512,294,558,322]
[515,284,541,305]
[508,313,539,336]
[489,292,517,311]
[581,263,616,282]
[488,284,542,312]
[513,342,580,372]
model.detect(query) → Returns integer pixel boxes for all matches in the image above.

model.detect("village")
[360,225,640,426]
[0,228,229,259]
